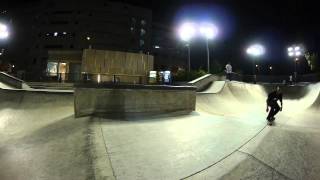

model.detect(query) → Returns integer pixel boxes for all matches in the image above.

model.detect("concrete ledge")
[74,84,196,118]
[0,72,30,89]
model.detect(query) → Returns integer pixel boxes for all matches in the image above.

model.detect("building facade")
[151,23,186,72]
[81,49,153,84]
[7,0,152,80]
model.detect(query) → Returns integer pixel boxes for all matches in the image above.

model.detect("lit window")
[141,20,146,26]
[130,27,134,31]
[86,36,91,40]
[47,62,58,75]
[154,45,160,49]
[131,17,136,23]
[140,29,146,36]
[46,33,50,36]
[63,32,67,35]
[139,40,144,47]
[54,32,58,36]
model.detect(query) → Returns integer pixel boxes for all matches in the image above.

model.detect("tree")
[305,52,320,72]
[210,60,224,74]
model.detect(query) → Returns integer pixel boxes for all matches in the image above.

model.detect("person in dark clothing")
[266,86,283,125]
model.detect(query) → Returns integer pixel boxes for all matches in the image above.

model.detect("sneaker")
[268,121,273,126]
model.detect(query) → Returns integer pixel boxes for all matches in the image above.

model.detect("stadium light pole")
[178,22,196,72]
[199,23,219,73]
[0,22,9,40]
[0,22,9,67]
[288,45,303,81]
[246,44,265,83]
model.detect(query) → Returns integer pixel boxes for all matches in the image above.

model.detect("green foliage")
[210,61,224,74]
[174,68,207,81]
[305,52,320,72]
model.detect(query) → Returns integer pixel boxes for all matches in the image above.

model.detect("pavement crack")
[180,124,268,179]
[98,118,117,180]
[237,150,294,180]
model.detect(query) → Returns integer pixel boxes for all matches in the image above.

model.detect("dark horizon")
[2,0,319,75]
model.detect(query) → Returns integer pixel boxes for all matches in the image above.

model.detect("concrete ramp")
[198,81,226,94]
[92,82,320,180]
[0,82,14,89]
[197,82,320,116]
[0,72,31,89]
[2,81,320,180]
[190,82,320,179]
[0,89,93,180]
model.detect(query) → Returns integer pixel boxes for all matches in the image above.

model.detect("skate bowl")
[91,81,320,180]
[197,82,320,116]
[1,81,320,179]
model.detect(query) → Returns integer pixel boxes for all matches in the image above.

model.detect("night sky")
[3,0,320,75]
[147,0,320,75]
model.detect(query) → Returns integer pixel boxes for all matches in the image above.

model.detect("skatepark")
[1,79,320,180]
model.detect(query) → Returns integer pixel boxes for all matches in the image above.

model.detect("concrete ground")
[1,81,320,180]
[0,89,93,180]
[93,82,320,180]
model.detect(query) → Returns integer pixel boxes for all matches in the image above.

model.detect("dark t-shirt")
[267,91,282,104]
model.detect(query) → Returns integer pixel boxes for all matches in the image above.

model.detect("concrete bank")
[188,74,224,92]
[0,72,30,89]
[0,88,95,180]
[74,84,197,118]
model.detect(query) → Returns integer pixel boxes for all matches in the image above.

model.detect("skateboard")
[267,117,275,126]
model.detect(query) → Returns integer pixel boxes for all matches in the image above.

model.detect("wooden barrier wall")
[81,49,154,76]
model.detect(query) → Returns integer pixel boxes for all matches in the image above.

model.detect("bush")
[174,69,207,81]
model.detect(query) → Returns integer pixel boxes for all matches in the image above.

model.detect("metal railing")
[230,73,320,83]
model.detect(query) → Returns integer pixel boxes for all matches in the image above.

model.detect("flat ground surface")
[1,81,320,180]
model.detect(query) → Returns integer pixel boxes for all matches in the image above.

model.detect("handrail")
[0,72,25,83]
[188,74,212,84]
[0,72,29,89]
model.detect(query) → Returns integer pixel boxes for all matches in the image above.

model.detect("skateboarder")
[225,62,232,81]
[266,86,283,125]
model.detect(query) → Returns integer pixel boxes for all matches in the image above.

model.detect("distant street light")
[246,44,265,73]
[178,22,196,72]
[288,45,303,81]
[246,44,265,83]
[0,22,9,39]
[199,23,219,73]
[246,44,265,57]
